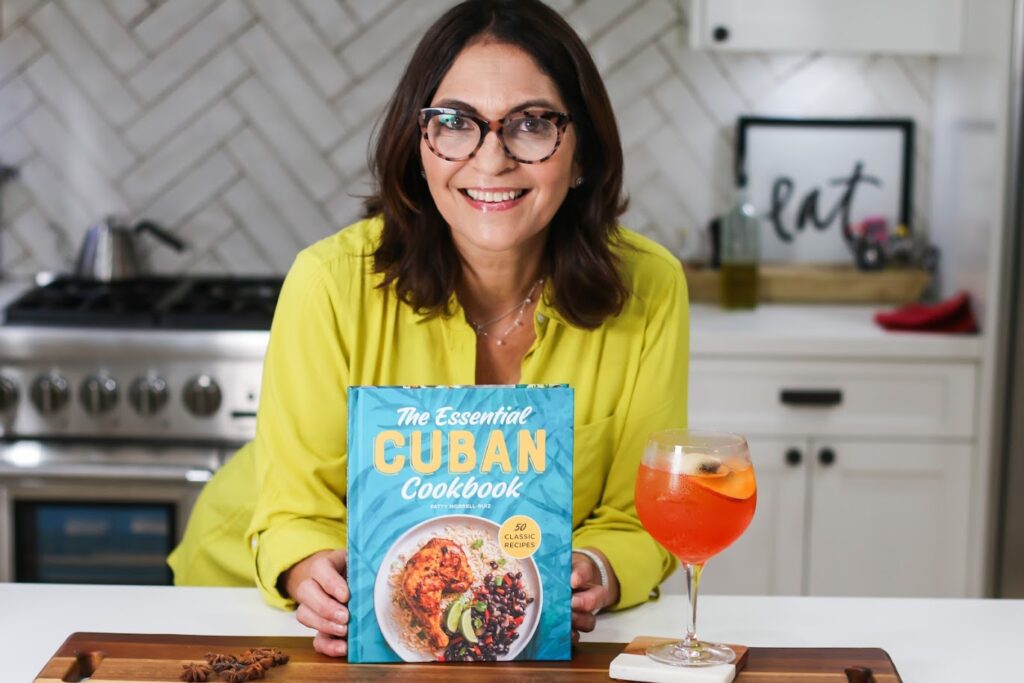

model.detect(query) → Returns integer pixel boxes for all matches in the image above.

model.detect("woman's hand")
[283,549,350,657]
[570,549,620,644]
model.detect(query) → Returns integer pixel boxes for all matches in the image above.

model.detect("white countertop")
[691,304,983,361]
[0,276,981,362]
[3,584,1020,681]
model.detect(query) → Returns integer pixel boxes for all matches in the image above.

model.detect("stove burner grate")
[4,276,283,330]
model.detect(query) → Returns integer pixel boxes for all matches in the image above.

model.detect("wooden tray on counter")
[35,632,903,682]
[684,263,931,305]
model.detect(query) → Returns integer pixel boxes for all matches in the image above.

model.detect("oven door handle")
[0,462,213,482]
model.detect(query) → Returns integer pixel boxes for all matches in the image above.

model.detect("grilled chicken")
[401,538,473,648]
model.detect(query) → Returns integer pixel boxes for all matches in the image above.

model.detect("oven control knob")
[130,376,169,416]
[0,374,19,412]
[31,373,70,415]
[183,375,222,417]
[80,374,119,415]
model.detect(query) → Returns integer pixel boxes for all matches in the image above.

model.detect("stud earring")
[421,169,426,178]
[574,176,584,188]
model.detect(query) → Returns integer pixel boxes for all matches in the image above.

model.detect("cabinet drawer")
[689,0,964,55]
[689,359,976,438]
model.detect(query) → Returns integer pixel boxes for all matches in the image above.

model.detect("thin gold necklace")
[466,279,543,347]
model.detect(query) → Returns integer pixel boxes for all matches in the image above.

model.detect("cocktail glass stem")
[645,560,735,666]
[683,562,703,649]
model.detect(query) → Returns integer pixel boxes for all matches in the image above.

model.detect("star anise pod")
[243,661,268,679]
[179,662,212,682]
[236,652,271,669]
[267,648,289,666]
[204,652,238,671]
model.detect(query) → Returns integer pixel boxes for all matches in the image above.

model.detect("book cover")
[346,385,574,663]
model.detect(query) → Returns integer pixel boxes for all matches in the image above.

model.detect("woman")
[169,0,688,657]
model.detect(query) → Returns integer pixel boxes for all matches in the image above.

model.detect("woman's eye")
[439,115,466,130]
[514,117,546,134]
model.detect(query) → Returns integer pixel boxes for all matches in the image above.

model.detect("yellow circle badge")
[499,515,541,559]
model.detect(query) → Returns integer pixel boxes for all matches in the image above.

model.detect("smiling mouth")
[461,188,528,203]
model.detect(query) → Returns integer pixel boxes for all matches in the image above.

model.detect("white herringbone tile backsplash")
[0,0,935,276]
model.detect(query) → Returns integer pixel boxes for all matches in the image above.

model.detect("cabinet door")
[690,0,964,54]
[693,437,806,596]
[806,440,971,597]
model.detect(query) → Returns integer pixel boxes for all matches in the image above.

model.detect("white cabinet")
[688,0,964,55]
[678,356,977,598]
[806,440,971,597]
[695,438,972,598]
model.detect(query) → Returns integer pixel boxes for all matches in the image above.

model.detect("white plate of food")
[373,514,543,662]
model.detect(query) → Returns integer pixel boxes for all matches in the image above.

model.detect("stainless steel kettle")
[74,217,186,281]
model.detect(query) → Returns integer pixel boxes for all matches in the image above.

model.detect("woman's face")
[422,40,579,262]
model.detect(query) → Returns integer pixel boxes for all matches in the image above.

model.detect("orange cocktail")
[635,429,757,667]
[636,461,756,565]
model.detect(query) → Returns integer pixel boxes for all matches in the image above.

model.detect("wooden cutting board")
[34,632,903,682]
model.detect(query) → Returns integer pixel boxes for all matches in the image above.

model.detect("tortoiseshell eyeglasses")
[419,107,573,164]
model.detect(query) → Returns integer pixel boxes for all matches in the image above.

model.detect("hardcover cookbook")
[346,384,575,664]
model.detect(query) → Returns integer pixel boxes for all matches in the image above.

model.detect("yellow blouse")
[169,216,688,611]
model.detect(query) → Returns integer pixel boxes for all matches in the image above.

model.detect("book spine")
[345,385,362,662]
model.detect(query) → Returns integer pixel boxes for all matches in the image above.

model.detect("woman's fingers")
[312,631,348,657]
[571,585,607,614]
[296,603,348,637]
[293,576,346,621]
[572,628,581,645]
[311,553,350,604]
[571,608,598,633]
[285,550,350,658]
[290,551,351,658]
[571,581,606,632]
[570,553,596,590]
[570,567,584,590]
[570,552,608,630]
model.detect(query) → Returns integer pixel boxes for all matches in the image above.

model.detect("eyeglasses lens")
[504,115,558,161]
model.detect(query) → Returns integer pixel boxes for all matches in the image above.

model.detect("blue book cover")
[346,385,574,664]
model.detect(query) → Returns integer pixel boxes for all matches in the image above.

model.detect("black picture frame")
[736,116,915,263]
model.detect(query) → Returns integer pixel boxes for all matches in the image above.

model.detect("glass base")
[645,639,736,667]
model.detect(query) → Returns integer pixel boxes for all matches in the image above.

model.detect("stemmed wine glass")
[635,429,757,667]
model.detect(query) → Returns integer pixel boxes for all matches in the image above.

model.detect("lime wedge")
[460,605,478,643]
[444,597,466,634]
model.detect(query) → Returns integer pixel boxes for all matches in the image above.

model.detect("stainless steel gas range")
[0,276,279,584]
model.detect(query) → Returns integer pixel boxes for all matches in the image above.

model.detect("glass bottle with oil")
[719,178,760,309]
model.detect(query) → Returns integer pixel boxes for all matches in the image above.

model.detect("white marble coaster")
[608,652,737,683]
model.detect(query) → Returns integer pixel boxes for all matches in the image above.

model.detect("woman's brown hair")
[366,0,629,328]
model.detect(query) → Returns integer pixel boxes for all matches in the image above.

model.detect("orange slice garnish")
[692,466,756,500]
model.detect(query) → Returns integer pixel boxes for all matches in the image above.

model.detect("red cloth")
[874,290,978,333]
